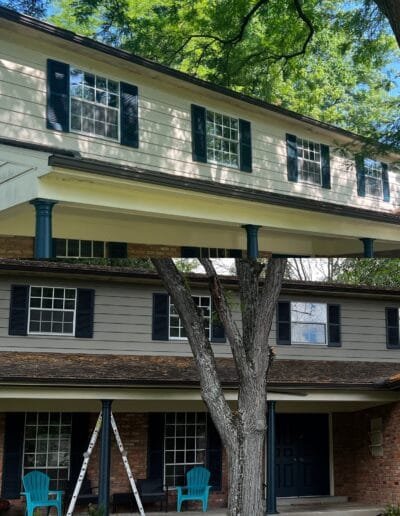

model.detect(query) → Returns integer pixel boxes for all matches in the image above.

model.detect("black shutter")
[382,163,390,202]
[191,104,207,163]
[239,119,252,173]
[2,413,24,499]
[152,293,169,340]
[120,82,139,148]
[328,304,341,347]
[211,308,226,343]
[227,249,243,258]
[356,155,365,197]
[286,134,298,182]
[321,144,331,189]
[107,242,128,259]
[206,415,222,491]
[147,413,165,480]
[47,59,70,132]
[181,247,201,258]
[9,285,29,336]
[277,301,291,345]
[75,289,95,338]
[69,413,90,488]
[386,307,399,349]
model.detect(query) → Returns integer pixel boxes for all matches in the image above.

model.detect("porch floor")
[136,502,384,515]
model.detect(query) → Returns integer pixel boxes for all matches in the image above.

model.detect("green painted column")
[30,198,57,259]
[360,238,375,258]
[266,400,278,514]
[98,399,112,515]
[242,224,261,259]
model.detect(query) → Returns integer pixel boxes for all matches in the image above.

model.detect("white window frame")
[22,412,72,490]
[206,109,240,169]
[364,158,384,199]
[291,302,328,345]
[55,239,106,259]
[297,138,322,186]
[27,286,77,336]
[163,412,208,488]
[169,296,211,340]
[69,67,120,142]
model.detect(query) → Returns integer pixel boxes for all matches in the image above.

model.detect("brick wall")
[333,401,400,505]
[0,236,33,258]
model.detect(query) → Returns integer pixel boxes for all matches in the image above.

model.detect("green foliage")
[0,0,49,18]
[49,0,400,147]
[336,259,400,288]
[382,505,400,516]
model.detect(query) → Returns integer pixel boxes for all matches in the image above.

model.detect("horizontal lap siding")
[0,32,397,214]
[0,277,399,361]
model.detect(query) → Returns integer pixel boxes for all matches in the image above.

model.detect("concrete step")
[276,504,383,516]
[278,496,349,506]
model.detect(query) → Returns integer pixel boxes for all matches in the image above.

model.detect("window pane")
[292,323,326,344]
[28,288,76,335]
[291,303,327,323]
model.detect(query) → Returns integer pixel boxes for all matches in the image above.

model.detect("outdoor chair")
[176,466,211,512]
[22,471,63,516]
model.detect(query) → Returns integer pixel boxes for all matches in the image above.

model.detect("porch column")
[360,238,375,258]
[98,399,113,515]
[266,400,278,515]
[30,198,57,259]
[242,224,261,259]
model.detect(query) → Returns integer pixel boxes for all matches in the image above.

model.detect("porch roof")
[0,352,398,390]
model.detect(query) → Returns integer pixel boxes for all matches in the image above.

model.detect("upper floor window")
[356,156,390,201]
[23,413,72,490]
[277,301,341,347]
[181,247,242,258]
[47,60,138,148]
[28,287,76,335]
[291,302,327,344]
[386,307,400,349]
[206,110,239,168]
[169,296,211,339]
[296,138,322,185]
[70,68,120,140]
[286,134,331,189]
[55,239,106,259]
[191,104,252,172]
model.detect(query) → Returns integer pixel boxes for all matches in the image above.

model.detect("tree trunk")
[374,0,400,48]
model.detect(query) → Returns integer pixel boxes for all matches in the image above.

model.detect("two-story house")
[0,7,400,260]
[0,259,400,513]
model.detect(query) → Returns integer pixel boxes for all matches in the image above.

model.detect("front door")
[276,414,330,497]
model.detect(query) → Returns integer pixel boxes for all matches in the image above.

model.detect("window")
[164,413,207,487]
[169,296,211,339]
[28,287,77,335]
[364,158,383,198]
[70,68,120,140]
[206,110,239,168]
[297,138,322,185]
[55,239,106,259]
[291,302,327,345]
[181,247,242,258]
[23,413,72,490]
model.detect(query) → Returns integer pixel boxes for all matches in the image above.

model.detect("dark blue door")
[275,414,330,497]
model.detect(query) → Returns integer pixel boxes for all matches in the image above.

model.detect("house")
[0,7,400,259]
[0,259,400,512]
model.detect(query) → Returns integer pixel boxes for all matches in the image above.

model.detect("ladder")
[66,412,145,516]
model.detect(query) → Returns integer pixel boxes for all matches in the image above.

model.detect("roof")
[0,352,397,389]
[0,6,392,150]
[1,259,400,299]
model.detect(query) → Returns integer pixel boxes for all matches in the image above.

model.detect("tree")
[336,258,400,287]
[285,258,344,282]
[0,0,48,17]
[151,257,286,516]
[49,0,400,146]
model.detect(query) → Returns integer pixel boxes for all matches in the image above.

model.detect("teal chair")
[22,471,63,516]
[176,466,211,512]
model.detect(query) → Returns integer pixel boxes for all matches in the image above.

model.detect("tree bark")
[152,258,286,516]
[374,0,400,48]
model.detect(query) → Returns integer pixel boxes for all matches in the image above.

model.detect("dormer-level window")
[70,68,120,140]
[291,302,327,344]
[206,110,239,168]
[169,296,211,339]
[356,156,390,201]
[28,287,77,336]
[286,134,331,189]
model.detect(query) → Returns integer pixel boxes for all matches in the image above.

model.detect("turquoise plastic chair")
[176,466,211,512]
[22,471,63,516]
